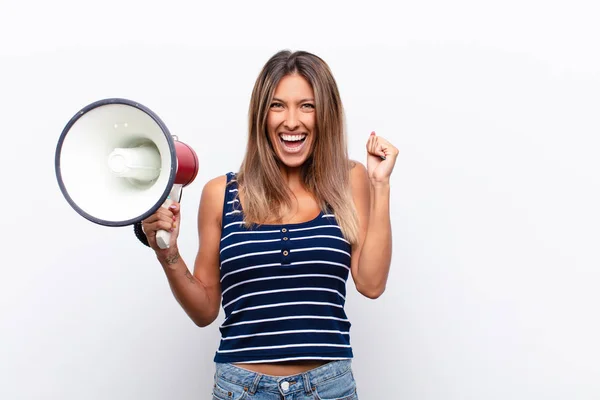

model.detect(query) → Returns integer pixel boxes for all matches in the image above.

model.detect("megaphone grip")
[155,199,174,249]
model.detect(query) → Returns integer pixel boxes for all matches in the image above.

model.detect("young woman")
[141,50,398,399]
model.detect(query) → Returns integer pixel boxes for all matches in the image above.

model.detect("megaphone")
[55,98,198,249]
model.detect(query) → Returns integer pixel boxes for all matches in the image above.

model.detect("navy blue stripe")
[214,172,353,363]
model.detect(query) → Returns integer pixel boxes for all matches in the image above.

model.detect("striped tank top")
[214,172,354,364]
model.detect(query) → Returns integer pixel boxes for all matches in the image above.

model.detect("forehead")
[273,74,314,98]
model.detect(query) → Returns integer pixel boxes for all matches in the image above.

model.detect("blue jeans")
[212,360,358,400]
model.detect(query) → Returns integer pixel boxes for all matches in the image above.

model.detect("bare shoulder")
[349,160,369,187]
[198,174,228,223]
[202,174,228,198]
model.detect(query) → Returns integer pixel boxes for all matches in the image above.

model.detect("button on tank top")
[214,172,354,364]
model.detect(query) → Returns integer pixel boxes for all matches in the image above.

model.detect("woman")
[141,50,398,399]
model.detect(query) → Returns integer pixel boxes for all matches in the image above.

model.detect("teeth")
[280,134,306,142]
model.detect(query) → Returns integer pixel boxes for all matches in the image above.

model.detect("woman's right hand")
[141,202,181,254]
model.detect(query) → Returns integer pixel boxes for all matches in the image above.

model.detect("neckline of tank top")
[227,176,335,228]
[229,207,331,229]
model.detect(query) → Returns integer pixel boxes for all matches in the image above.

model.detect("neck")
[278,164,305,190]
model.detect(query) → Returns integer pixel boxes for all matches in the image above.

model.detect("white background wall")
[1,0,599,399]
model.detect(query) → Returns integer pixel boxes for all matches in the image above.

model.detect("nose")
[283,109,299,130]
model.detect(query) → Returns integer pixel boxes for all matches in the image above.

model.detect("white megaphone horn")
[55,98,199,249]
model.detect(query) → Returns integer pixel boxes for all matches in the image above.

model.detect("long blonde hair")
[236,50,359,244]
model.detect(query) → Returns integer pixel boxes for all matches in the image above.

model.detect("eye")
[301,103,315,109]
[270,102,283,109]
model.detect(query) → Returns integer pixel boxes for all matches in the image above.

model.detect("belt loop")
[249,373,262,395]
[302,372,313,395]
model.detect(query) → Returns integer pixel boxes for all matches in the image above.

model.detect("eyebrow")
[272,97,315,103]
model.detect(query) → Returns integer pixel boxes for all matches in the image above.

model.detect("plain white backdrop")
[1,0,599,399]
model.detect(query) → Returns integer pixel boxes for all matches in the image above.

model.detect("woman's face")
[267,73,316,168]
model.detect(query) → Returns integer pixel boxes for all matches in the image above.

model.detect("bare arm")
[143,176,225,326]
[350,133,398,299]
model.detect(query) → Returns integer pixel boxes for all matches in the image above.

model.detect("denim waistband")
[215,360,352,395]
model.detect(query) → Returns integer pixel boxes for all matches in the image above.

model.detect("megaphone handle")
[156,184,183,249]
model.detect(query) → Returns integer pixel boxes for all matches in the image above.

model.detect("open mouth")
[279,133,307,152]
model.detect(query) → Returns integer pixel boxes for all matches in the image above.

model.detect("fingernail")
[169,205,176,209]
[380,155,387,160]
